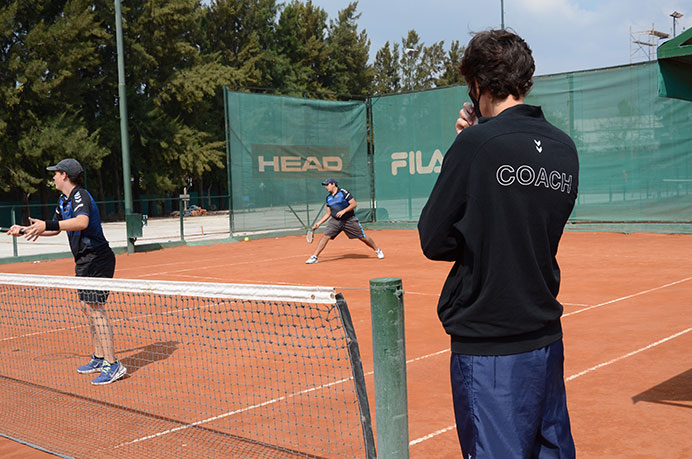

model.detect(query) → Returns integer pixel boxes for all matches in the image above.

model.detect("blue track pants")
[450,339,575,458]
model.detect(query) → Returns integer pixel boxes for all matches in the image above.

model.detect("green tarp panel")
[224,91,372,233]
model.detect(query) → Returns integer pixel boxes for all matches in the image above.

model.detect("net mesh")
[0,274,374,458]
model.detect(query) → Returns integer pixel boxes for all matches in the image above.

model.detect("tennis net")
[0,273,375,458]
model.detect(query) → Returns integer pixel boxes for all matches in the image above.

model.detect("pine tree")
[400,30,423,91]
[372,41,401,94]
[325,2,373,96]
[0,0,109,205]
[436,40,465,87]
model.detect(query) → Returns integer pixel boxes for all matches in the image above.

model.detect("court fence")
[225,61,692,233]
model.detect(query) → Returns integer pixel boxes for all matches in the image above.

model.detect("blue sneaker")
[91,360,127,385]
[77,355,104,374]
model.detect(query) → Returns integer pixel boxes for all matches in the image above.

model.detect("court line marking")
[0,298,226,343]
[562,275,692,318]
[410,424,457,446]
[4,274,689,447]
[408,327,692,447]
[116,347,449,448]
[114,374,355,449]
[564,327,692,382]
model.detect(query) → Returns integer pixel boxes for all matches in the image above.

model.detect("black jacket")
[418,104,579,355]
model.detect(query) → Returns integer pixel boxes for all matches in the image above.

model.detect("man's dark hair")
[66,171,84,186]
[459,29,535,100]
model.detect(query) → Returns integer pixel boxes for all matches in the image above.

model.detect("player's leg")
[88,301,115,363]
[306,218,341,263]
[76,303,104,374]
[78,249,126,385]
[343,218,384,258]
[87,295,126,385]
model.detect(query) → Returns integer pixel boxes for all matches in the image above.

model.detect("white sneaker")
[305,255,318,264]
[375,249,384,259]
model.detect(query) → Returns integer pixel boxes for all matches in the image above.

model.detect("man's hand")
[312,222,320,230]
[7,225,26,237]
[455,102,479,134]
[335,210,347,218]
[23,217,46,241]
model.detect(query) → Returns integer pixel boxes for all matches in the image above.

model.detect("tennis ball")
[244,237,249,242]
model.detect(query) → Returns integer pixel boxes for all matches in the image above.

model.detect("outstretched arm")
[22,215,89,241]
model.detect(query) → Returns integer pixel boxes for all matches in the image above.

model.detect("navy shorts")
[75,247,115,304]
[450,339,575,458]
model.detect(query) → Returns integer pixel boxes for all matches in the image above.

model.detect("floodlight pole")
[501,0,505,29]
[115,0,135,253]
[670,11,684,38]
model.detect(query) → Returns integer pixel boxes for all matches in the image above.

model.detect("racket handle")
[1,227,24,234]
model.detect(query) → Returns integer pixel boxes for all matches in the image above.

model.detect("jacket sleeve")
[417,136,470,261]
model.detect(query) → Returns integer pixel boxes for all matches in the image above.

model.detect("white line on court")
[114,375,355,448]
[115,345,448,448]
[0,297,225,342]
[564,327,692,382]
[126,255,305,278]
[563,275,692,317]
[410,424,457,446]
[408,327,692,447]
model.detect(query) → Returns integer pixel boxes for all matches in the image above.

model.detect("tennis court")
[1,228,691,458]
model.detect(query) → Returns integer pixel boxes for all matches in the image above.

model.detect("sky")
[310,0,692,76]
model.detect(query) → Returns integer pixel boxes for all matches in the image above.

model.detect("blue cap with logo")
[321,178,337,185]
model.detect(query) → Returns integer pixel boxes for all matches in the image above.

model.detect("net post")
[336,293,377,459]
[369,277,409,459]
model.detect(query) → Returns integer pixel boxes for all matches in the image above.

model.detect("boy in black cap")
[305,178,383,264]
[8,158,126,385]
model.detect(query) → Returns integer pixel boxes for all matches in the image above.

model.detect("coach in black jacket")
[418,30,578,458]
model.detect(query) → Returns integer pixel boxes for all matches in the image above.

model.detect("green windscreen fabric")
[224,91,372,233]
[372,62,692,224]
[528,62,692,222]
[371,86,467,221]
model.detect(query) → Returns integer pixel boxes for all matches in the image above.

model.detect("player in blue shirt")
[305,178,383,264]
[9,158,126,385]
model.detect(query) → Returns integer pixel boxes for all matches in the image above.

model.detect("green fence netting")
[371,86,466,221]
[528,62,692,223]
[371,61,692,224]
[224,91,372,233]
[225,62,691,234]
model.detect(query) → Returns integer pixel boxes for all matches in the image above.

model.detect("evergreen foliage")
[0,0,465,215]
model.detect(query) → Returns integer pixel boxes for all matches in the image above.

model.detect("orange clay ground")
[1,229,691,458]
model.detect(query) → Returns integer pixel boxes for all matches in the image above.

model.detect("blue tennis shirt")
[326,188,355,220]
[54,186,110,258]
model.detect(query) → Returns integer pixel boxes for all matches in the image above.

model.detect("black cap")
[321,178,337,185]
[46,158,83,177]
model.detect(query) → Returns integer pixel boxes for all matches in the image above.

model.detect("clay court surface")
[1,229,691,458]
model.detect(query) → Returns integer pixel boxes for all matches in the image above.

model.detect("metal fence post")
[11,207,18,257]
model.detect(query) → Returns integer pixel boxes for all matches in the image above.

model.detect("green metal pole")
[115,0,134,253]
[179,198,185,242]
[223,86,233,236]
[11,207,18,257]
[369,277,409,459]
[501,0,505,29]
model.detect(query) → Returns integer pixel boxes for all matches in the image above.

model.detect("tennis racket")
[306,228,314,244]
[1,226,24,234]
